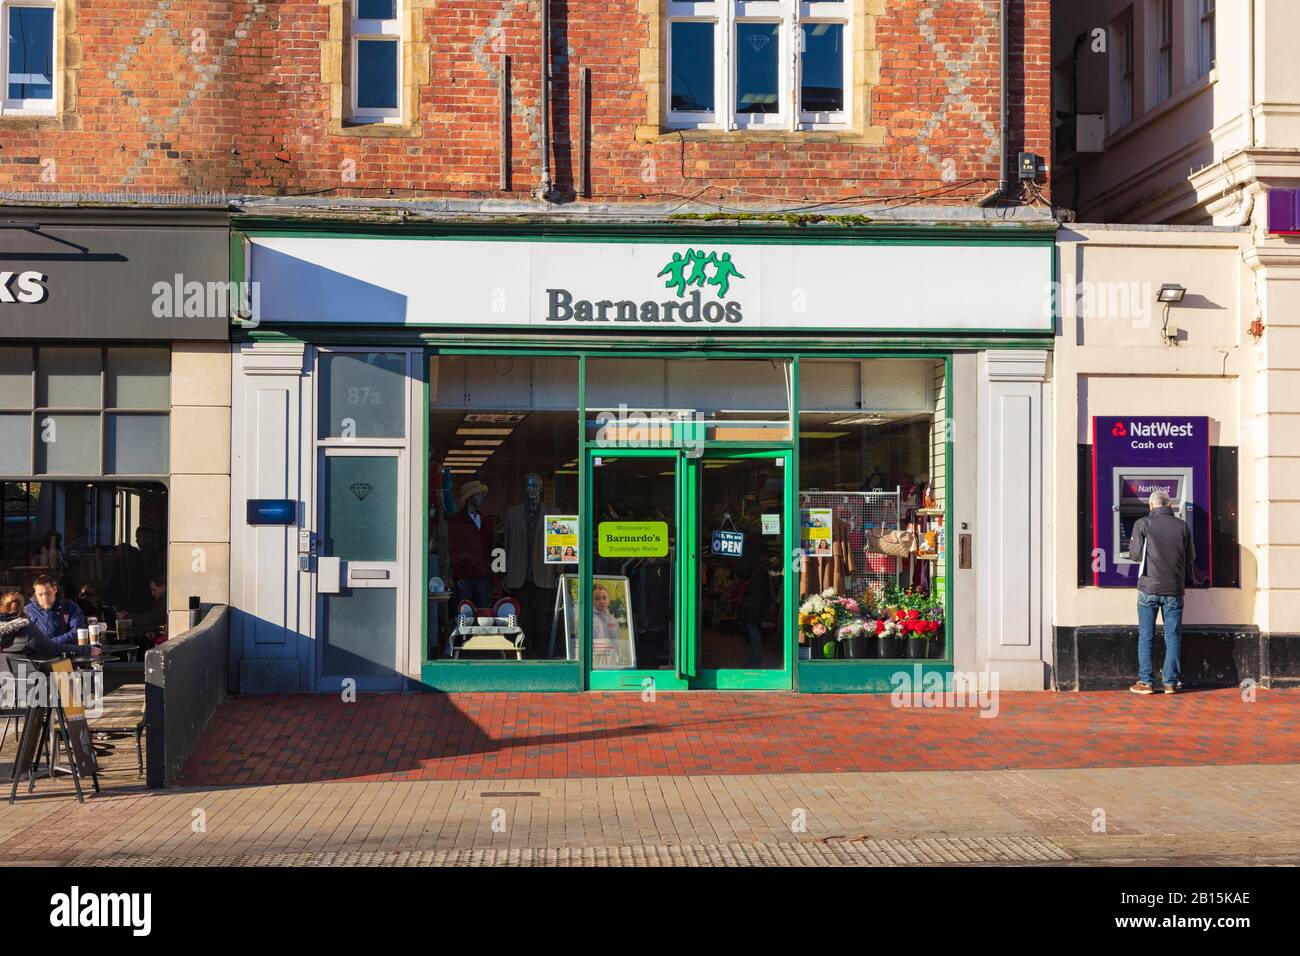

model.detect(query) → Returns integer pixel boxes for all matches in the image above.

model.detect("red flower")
[908,609,921,621]
[875,620,885,635]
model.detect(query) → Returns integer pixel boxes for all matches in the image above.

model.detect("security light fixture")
[1156,283,1187,346]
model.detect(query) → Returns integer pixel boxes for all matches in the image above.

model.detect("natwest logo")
[1111,421,1127,437]
[1127,420,1195,439]
[0,270,48,304]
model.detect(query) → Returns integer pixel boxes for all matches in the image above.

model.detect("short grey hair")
[1149,489,1171,509]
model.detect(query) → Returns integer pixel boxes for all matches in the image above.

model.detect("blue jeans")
[1137,592,1184,686]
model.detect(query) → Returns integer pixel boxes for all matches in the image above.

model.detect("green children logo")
[657,249,746,300]
[545,246,747,324]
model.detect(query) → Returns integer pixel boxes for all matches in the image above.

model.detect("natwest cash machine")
[1091,416,1212,588]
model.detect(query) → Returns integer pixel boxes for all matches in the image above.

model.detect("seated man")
[120,574,167,644]
[76,584,117,624]
[23,574,95,658]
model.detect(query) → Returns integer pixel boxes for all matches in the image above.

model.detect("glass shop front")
[232,225,1053,693]
[420,353,951,691]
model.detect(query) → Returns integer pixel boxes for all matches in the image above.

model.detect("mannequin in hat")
[503,473,558,658]
[449,479,494,611]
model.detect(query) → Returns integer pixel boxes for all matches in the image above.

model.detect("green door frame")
[585,448,690,692]
[689,447,796,690]
[583,446,795,691]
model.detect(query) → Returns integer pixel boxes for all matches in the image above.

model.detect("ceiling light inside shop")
[829,415,892,426]
[456,428,514,436]
[465,412,527,424]
[799,432,851,439]
[463,439,505,447]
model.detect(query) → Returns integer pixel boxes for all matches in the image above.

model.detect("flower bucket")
[842,635,874,659]
[877,636,903,659]
[906,638,928,659]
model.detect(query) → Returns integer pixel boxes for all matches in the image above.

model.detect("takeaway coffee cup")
[76,628,89,646]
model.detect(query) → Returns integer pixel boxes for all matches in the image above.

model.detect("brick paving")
[3,689,1299,866]
[177,688,1300,787]
[2,764,1300,866]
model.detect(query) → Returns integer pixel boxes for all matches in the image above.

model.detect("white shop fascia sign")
[247,236,1052,333]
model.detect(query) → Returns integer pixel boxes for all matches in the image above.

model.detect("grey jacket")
[1128,506,1196,597]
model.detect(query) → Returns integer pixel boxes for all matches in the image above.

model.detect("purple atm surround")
[1268,188,1300,235]
[1091,416,1212,589]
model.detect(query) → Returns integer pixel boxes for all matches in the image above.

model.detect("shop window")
[107,348,170,409]
[0,480,168,639]
[106,415,168,475]
[36,412,98,475]
[665,0,850,131]
[0,415,30,474]
[797,358,948,662]
[1,0,56,116]
[427,355,580,663]
[38,347,99,408]
[1075,444,1239,588]
[585,357,792,444]
[0,347,170,479]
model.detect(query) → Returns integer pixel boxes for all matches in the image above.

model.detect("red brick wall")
[0,0,1051,207]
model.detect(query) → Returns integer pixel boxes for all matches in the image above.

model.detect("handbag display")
[867,528,916,558]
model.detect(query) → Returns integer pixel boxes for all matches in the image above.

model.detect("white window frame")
[1198,0,1215,78]
[1154,0,1173,104]
[1116,13,1135,129]
[1,0,57,117]
[665,0,851,132]
[350,0,402,124]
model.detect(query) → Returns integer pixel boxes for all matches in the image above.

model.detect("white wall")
[1054,225,1256,632]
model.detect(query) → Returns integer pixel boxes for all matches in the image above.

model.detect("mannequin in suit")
[503,473,558,658]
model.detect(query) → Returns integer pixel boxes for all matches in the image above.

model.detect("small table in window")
[449,623,525,660]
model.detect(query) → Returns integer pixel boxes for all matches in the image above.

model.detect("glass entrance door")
[692,450,793,689]
[316,448,406,690]
[583,448,792,691]
[586,451,688,690]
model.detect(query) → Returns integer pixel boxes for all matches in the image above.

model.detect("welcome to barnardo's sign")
[247,235,1052,333]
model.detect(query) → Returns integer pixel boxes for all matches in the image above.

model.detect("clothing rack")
[799,488,902,603]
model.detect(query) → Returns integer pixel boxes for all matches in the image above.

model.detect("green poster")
[597,521,669,558]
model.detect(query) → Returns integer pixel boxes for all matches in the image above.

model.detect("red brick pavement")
[176,688,1300,786]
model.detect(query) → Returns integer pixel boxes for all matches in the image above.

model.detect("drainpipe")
[1069,31,1089,216]
[536,0,554,202]
[979,0,1013,207]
